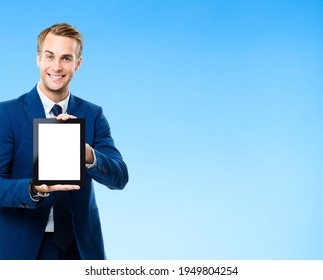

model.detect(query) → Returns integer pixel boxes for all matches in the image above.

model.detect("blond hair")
[37,23,83,58]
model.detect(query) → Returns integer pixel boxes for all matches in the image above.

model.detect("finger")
[55,114,77,121]
[48,184,80,191]
[35,184,80,193]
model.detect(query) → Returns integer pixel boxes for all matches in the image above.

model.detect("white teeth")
[50,74,63,79]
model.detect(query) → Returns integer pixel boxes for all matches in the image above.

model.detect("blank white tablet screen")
[38,123,80,181]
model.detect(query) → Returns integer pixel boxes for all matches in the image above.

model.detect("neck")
[38,83,69,103]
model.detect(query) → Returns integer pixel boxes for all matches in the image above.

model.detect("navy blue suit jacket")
[0,86,128,259]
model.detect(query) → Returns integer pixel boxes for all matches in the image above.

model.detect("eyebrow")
[44,50,74,57]
[44,50,54,55]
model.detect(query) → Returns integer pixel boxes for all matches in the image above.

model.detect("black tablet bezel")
[33,118,85,186]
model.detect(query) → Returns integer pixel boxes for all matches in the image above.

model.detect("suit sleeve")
[0,103,37,209]
[85,107,129,190]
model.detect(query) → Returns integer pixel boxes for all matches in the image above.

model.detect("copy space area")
[38,123,80,181]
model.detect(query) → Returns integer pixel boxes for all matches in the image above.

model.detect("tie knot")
[51,104,63,116]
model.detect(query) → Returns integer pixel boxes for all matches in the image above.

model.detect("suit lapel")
[23,87,81,121]
[23,86,46,124]
[66,93,80,117]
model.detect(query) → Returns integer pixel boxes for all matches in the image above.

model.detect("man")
[0,23,129,259]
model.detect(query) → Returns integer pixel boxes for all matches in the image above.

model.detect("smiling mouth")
[48,74,64,79]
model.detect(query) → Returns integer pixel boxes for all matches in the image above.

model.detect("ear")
[36,53,41,67]
[75,56,82,71]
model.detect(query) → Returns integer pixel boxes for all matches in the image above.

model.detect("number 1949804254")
[179,266,238,276]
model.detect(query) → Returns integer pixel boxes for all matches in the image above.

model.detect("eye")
[63,57,72,62]
[46,55,54,60]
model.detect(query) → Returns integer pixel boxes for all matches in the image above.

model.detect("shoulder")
[0,87,37,111]
[0,93,28,113]
[0,94,26,130]
[71,95,105,121]
[72,95,102,111]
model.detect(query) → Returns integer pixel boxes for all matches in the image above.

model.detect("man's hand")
[35,184,80,193]
[53,113,77,121]
[85,143,94,164]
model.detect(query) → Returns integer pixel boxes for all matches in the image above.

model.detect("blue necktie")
[51,104,63,116]
[51,104,75,251]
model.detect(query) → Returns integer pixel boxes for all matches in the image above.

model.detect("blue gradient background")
[1,0,322,259]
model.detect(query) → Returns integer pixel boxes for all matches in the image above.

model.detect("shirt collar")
[37,83,70,116]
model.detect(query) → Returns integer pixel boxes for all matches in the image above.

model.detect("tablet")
[33,118,85,186]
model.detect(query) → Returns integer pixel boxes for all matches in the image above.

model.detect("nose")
[52,58,63,71]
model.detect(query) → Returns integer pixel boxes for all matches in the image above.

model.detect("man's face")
[37,32,82,97]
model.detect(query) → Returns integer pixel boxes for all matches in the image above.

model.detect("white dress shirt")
[37,84,70,232]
